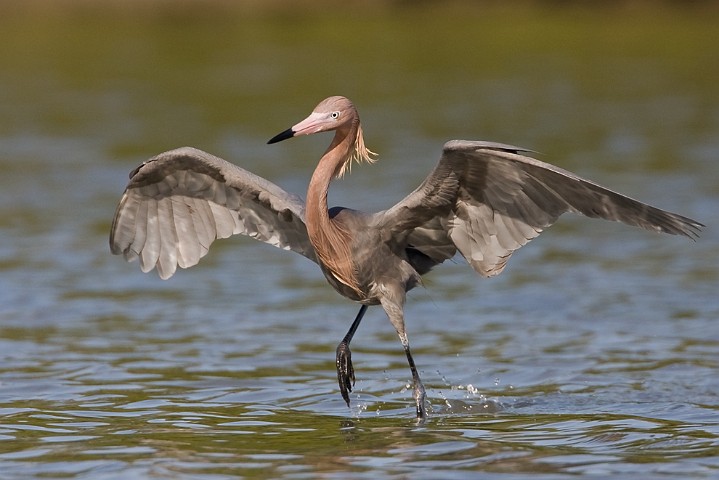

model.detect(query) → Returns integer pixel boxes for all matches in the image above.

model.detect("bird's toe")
[336,342,355,407]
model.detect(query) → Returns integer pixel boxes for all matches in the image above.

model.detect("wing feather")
[173,196,201,269]
[130,197,148,259]
[382,140,702,277]
[156,197,178,279]
[140,199,161,273]
[110,147,316,279]
[186,196,212,256]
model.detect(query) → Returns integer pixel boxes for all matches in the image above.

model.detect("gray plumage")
[110,96,702,419]
[111,141,700,282]
[383,140,701,278]
[111,147,316,279]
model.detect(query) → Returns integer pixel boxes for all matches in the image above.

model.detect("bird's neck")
[306,126,363,296]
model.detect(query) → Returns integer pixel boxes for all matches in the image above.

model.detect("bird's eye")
[330,111,340,119]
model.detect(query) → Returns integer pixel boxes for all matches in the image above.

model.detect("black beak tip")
[267,128,295,144]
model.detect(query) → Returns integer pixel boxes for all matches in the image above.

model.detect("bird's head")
[268,96,355,142]
[268,96,376,177]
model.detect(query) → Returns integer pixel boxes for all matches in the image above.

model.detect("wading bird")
[110,96,702,418]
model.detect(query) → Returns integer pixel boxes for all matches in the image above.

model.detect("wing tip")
[655,211,704,241]
[678,220,704,242]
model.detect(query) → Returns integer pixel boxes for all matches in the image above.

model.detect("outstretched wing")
[381,140,702,277]
[110,147,316,279]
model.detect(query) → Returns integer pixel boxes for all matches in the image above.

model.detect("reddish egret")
[110,95,702,418]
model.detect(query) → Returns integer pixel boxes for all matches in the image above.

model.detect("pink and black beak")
[268,112,328,144]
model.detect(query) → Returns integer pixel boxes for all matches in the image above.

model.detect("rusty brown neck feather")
[305,124,363,297]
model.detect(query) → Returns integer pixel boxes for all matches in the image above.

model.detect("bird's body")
[313,207,424,305]
[110,96,702,418]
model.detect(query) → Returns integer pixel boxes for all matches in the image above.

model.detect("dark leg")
[380,296,427,419]
[336,304,368,407]
[399,333,427,419]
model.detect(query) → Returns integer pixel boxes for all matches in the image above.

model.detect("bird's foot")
[336,341,355,407]
[414,380,427,420]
